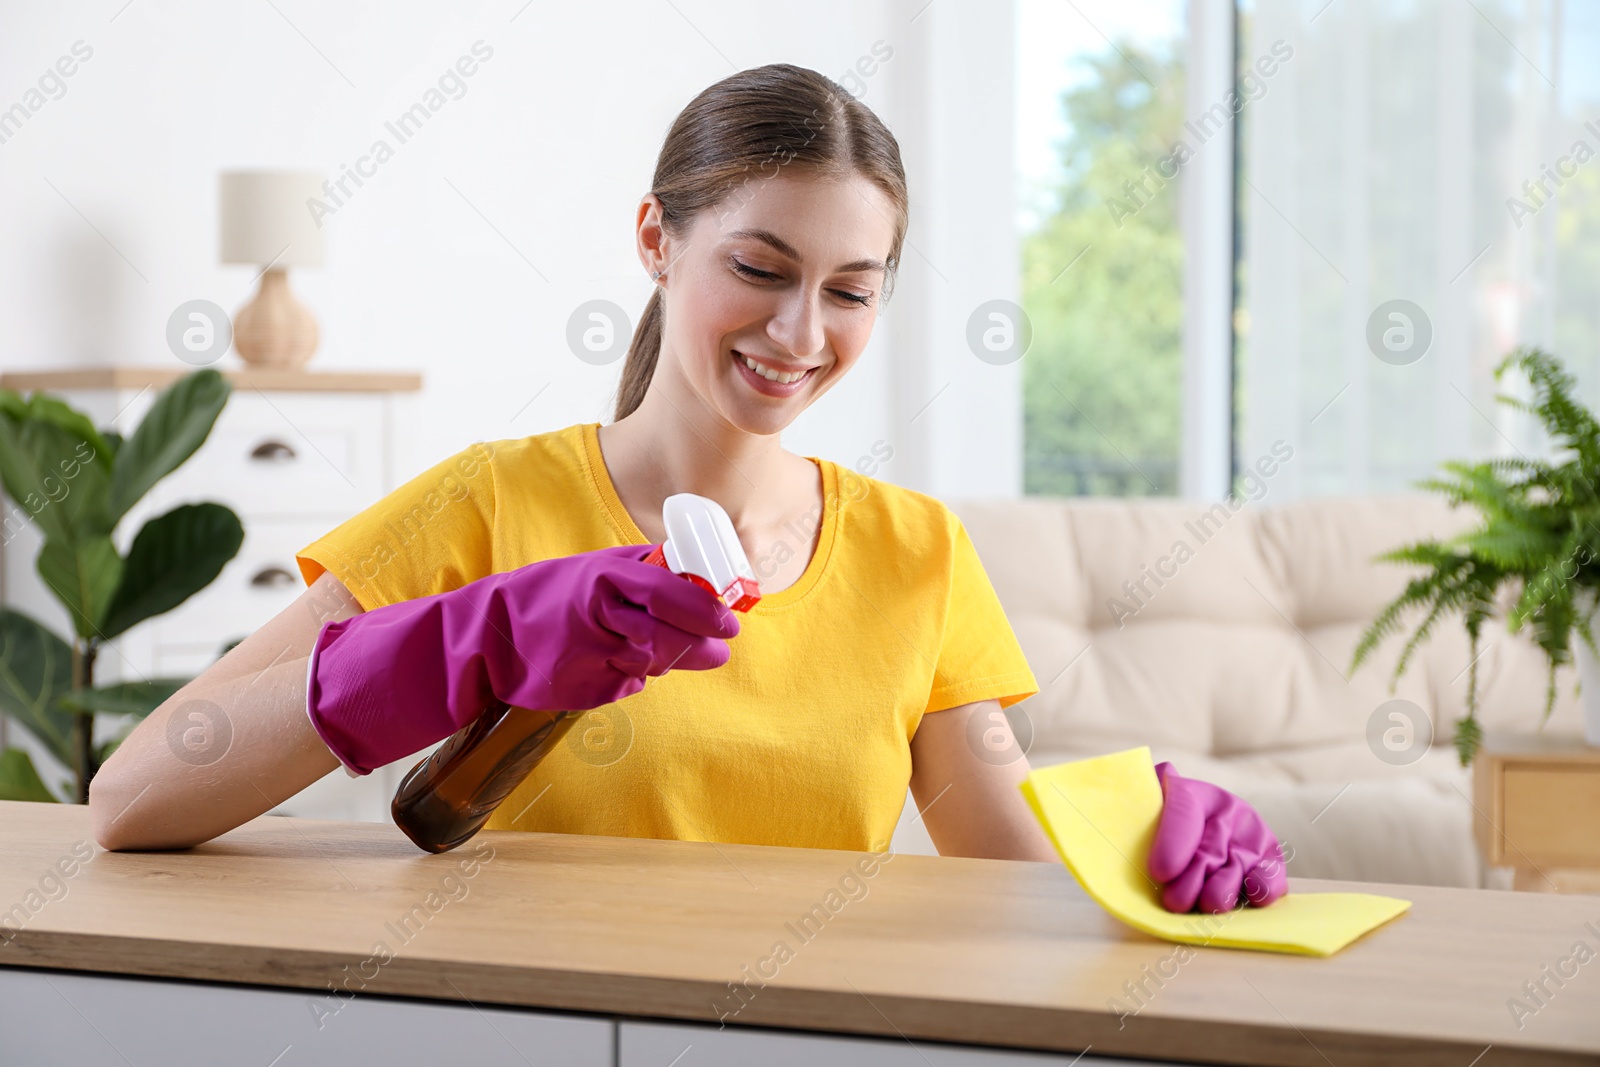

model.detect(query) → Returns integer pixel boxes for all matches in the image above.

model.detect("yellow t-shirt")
[295,422,1038,852]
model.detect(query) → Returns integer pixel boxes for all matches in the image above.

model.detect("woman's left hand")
[1148,762,1287,914]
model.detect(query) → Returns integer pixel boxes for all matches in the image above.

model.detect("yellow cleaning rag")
[1020,747,1411,957]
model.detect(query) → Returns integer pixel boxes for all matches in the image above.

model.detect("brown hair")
[612,63,909,422]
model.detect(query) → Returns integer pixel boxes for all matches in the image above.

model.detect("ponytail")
[613,287,663,421]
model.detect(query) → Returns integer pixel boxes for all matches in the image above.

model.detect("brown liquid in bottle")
[391,701,580,854]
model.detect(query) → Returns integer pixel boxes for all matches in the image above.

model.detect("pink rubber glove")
[305,543,739,775]
[1148,762,1288,914]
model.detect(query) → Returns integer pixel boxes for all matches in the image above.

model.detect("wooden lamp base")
[234,267,318,368]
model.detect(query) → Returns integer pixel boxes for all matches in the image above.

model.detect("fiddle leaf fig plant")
[1351,348,1600,766]
[0,369,243,803]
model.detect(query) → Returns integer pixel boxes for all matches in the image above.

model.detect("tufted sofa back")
[950,492,1582,796]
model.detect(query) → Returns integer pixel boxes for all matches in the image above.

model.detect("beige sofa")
[891,492,1584,889]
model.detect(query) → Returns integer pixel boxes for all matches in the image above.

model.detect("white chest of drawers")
[0,365,422,822]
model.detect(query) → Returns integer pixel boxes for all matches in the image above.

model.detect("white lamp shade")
[219,171,327,266]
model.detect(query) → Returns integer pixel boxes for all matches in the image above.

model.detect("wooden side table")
[1472,732,1600,893]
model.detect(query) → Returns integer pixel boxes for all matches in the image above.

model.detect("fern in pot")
[0,369,243,803]
[1351,348,1600,766]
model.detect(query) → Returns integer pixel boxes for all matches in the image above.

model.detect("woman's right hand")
[305,543,740,776]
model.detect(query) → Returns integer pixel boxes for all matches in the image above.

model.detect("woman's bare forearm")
[909,699,1060,862]
[88,654,341,850]
[89,572,360,850]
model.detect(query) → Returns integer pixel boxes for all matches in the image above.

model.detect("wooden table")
[1473,732,1600,893]
[0,800,1596,1066]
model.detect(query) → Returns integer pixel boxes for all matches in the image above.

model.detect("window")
[1020,0,1600,501]
[1017,0,1188,496]
[1238,0,1600,497]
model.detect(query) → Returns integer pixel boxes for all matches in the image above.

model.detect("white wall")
[0,0,1022,499]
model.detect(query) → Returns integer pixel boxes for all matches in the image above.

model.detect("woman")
[89,64,1282,914]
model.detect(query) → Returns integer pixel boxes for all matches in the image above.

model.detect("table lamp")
[219,170,326,368]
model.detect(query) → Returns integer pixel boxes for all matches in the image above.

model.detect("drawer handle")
[249,565,298,589]
[250,439,297,462]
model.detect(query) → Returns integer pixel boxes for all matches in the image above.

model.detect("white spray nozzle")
[645,493,762,612]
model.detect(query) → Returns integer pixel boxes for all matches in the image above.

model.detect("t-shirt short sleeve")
[295,441,498,612]
[925,516,1040,714]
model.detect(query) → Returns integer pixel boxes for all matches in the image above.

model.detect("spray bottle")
[390,493,761,853]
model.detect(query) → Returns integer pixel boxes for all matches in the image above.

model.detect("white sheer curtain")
[1240,0,1600,498]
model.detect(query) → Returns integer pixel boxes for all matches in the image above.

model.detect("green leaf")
[0,747,60,803]
[58,677,189,716]
[0,608,76,769]
[0,407,113,543]
[1454,715,1485,767]
[108,369,230,527]
[36,532,124,640]
[0,390,114,469]
[99,503,244,639]
[1463,526,1562,571]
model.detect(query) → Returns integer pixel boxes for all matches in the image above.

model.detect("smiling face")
[640,170,898,437]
